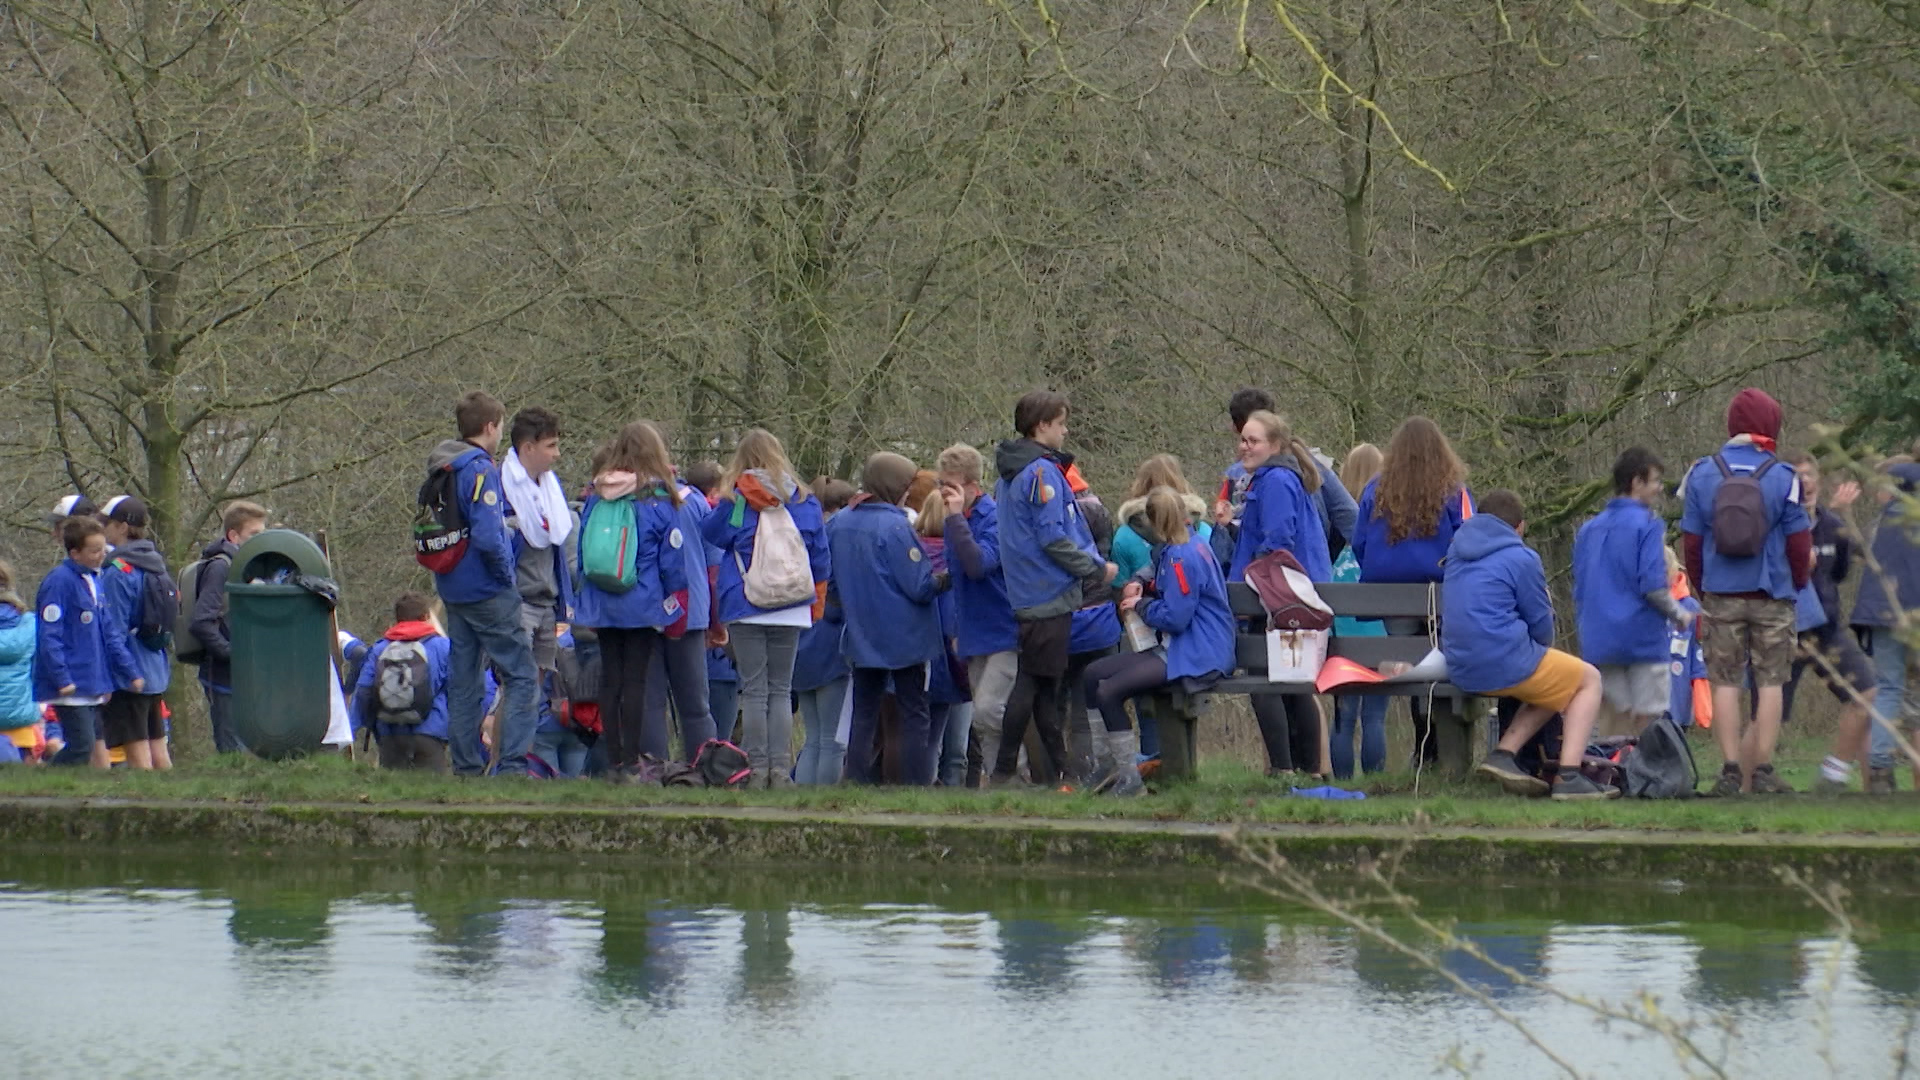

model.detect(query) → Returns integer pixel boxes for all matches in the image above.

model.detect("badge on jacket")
[42,604,61,623]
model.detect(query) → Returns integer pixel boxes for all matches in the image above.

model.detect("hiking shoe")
[1551,772,1622,801]
[1708,765,1744,798]
[1869,767,1898,796]
[1476,750,1550,797]
[1750,766,1794,795]
[767,770,795,791]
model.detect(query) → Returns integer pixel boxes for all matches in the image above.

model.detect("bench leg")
[1432,699,1475,779]
[1152,694,1200,782]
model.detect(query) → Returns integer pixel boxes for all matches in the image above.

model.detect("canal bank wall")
[2,796,1917,885]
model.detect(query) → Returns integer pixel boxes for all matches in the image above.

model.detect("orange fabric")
[1490,648,1587,714]
[1065,463,1089,495]
[811,580,829,622]
[736,473,784,511]
[1692,678,1713,729]
[1460,488,1474,521]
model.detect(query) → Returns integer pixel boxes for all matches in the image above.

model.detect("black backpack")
[1710,453,1779,558]
[694,739,753,787]
[373,639,435,725]
[414,462,471,573]
[115,558,179,651]
[1623,719,1698,798]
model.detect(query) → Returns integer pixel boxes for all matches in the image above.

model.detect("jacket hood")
[593,470,638,499]
[995,439,1072,484]
[200,536,237,562]
[1726,388,1783,440]
[737,469,798,511]
[429,438,488,472]
[1449,513,1526,563]
[1252,453,1306,480]
[1118,492,1209,541]
[383,620,441,642]
[111,538,168,575]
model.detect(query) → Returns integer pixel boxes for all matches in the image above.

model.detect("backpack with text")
[414,462,471,574]
[1709,453,1779,558]
[374,639,435,725]
[736,501,814,609]
[580,496,641,593]
[117,559,179,651]
[172,556,222,663]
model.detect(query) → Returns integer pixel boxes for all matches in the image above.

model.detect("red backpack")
[413,462,471,573]
[1243,550,1334,631]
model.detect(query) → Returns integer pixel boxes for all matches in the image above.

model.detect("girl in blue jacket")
[0,563,38,761]
[794,479,856,785]
[829,453,949,785]
[574,422,690,782]
[1228,411,1332,584]
[34,517,140,767]
[1082,489,1235,796]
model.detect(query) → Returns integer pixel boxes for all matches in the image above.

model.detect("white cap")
[44,494,97,524]
[99,495,130,519]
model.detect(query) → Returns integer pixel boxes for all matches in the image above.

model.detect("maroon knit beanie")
[1726,388,1782,440]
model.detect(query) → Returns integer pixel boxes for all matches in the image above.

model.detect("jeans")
[49,704,101,766]
[966,652,1018,782]
[642,632,716,761]
[201,681,245,754]
[1331,696,1389,778]
[599,627,661,771]
[795,678,849,784]
[446,590,540,776]
[532,727,591,778]
[848,665,931,784]
[710,681,740,745]
[934,702,972,786]
[1868,630,1911,770]
[732,624,801,773]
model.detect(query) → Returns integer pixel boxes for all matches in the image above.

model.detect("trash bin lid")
[228,529,333,584]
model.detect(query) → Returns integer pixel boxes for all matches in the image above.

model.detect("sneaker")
[1476,750,1550,797]
[1869,767,1898,796]
[1750,766,1794,795]
[767,770,795,791]
[1551,771,1622,801]
[1812,775,1851,796]
[1708,765,1744,798]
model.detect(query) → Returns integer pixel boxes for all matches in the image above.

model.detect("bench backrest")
[1227,582,1441,674]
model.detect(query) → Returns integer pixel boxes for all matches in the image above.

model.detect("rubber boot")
[1094,729,1146,797]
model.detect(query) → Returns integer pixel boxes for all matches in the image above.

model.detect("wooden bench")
[1160,582,1481,778]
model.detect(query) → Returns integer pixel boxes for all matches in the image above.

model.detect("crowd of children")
[5,384,1916,800]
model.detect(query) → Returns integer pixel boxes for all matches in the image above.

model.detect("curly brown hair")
[1373,417,1468,544]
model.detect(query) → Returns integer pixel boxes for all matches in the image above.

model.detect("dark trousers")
[1083,651,1170,733]
[994,614,1071,779]
[1253,694,1321,772]
[202,682,245,754]
[378,733,449,772]
[598,627,661,770]
[847,665,931,785]
[642,631,717,761]
[48,704,101,766]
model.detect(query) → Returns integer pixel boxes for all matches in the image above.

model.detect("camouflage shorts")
[1699,593,1797,688]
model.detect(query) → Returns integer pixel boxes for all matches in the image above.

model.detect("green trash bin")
[227,530,336,759]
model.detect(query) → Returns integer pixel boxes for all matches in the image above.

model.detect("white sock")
[1821,756,1854,783]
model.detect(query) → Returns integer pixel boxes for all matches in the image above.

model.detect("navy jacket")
[1572,498,1670,666]
[1141,537,1236,681]
[427,440,517,605]
[101,540,173,694]
[993,440,1103,620]
[943,496,1019,658]
[827,501,946,670]
[1442,515,1555,695]
[1229,458,1332,583]
[1354,478,1476,584]
[350,630,452,741]
[573,490,690,630]
[32,559,138,701]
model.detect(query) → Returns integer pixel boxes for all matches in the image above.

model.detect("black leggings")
[1253,694,1322,772]
[598,627,660,770]
[1082,651,1170,734]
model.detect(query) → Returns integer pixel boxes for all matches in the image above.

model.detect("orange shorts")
[1491,648,1588,714]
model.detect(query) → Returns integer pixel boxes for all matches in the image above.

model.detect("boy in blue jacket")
[426,390,539,778]
[34,516,140,767]
[831,453,951,785]
[352,592,453,772]
[1572,448,1695,738]
[100,498,174,770]
[989,392,1115,786]
[939,443,1020,787]
[1443,491,1613,801]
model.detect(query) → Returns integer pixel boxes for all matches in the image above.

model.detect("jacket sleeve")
[657,506,690,599]
[944,514,990,580]
[892,525,941,604]
[1319,464,1357,548]
[1352,485,1373,568]
[1142,550,1201,634]
[700,496,736,552]
[350,640,383,731]
[0,618,34,666]
[804,499,833,586]
[1635,517,1669,600]
[36,581,72,690]
[98,597,138,686]
[190,559,232,661]
[466,460,516,589]
[1517,553,1556,648]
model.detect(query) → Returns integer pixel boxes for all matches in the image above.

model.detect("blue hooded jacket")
[827,501,945,670]
[1442,514,1555,695]
[351,629,452,741]
[427,440,517,605]
[0,606,37,728]
[994,440,1104,619]
[1354,478,1475,584]
[943,495,1019,658]
[572,487,691,630]
[32,559,138,702]
[1229,458,1332,583]
[700,471,832,625]
[1070,604,1122,655]
[100,540,173,694]
[669,485,720,631]
[1572,498,1670,666]
[1678,440,1809,599]
[1141,537,1236,681]
[1851,463,1920,628]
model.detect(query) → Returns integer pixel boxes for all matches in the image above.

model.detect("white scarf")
[503,448,573,550]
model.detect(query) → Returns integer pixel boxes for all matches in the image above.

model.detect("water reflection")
[4,849,1920,1077]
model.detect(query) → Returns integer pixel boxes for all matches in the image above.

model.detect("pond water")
[2,845,1917,1078]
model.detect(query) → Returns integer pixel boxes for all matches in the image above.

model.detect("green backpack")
[580,496,640,593]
